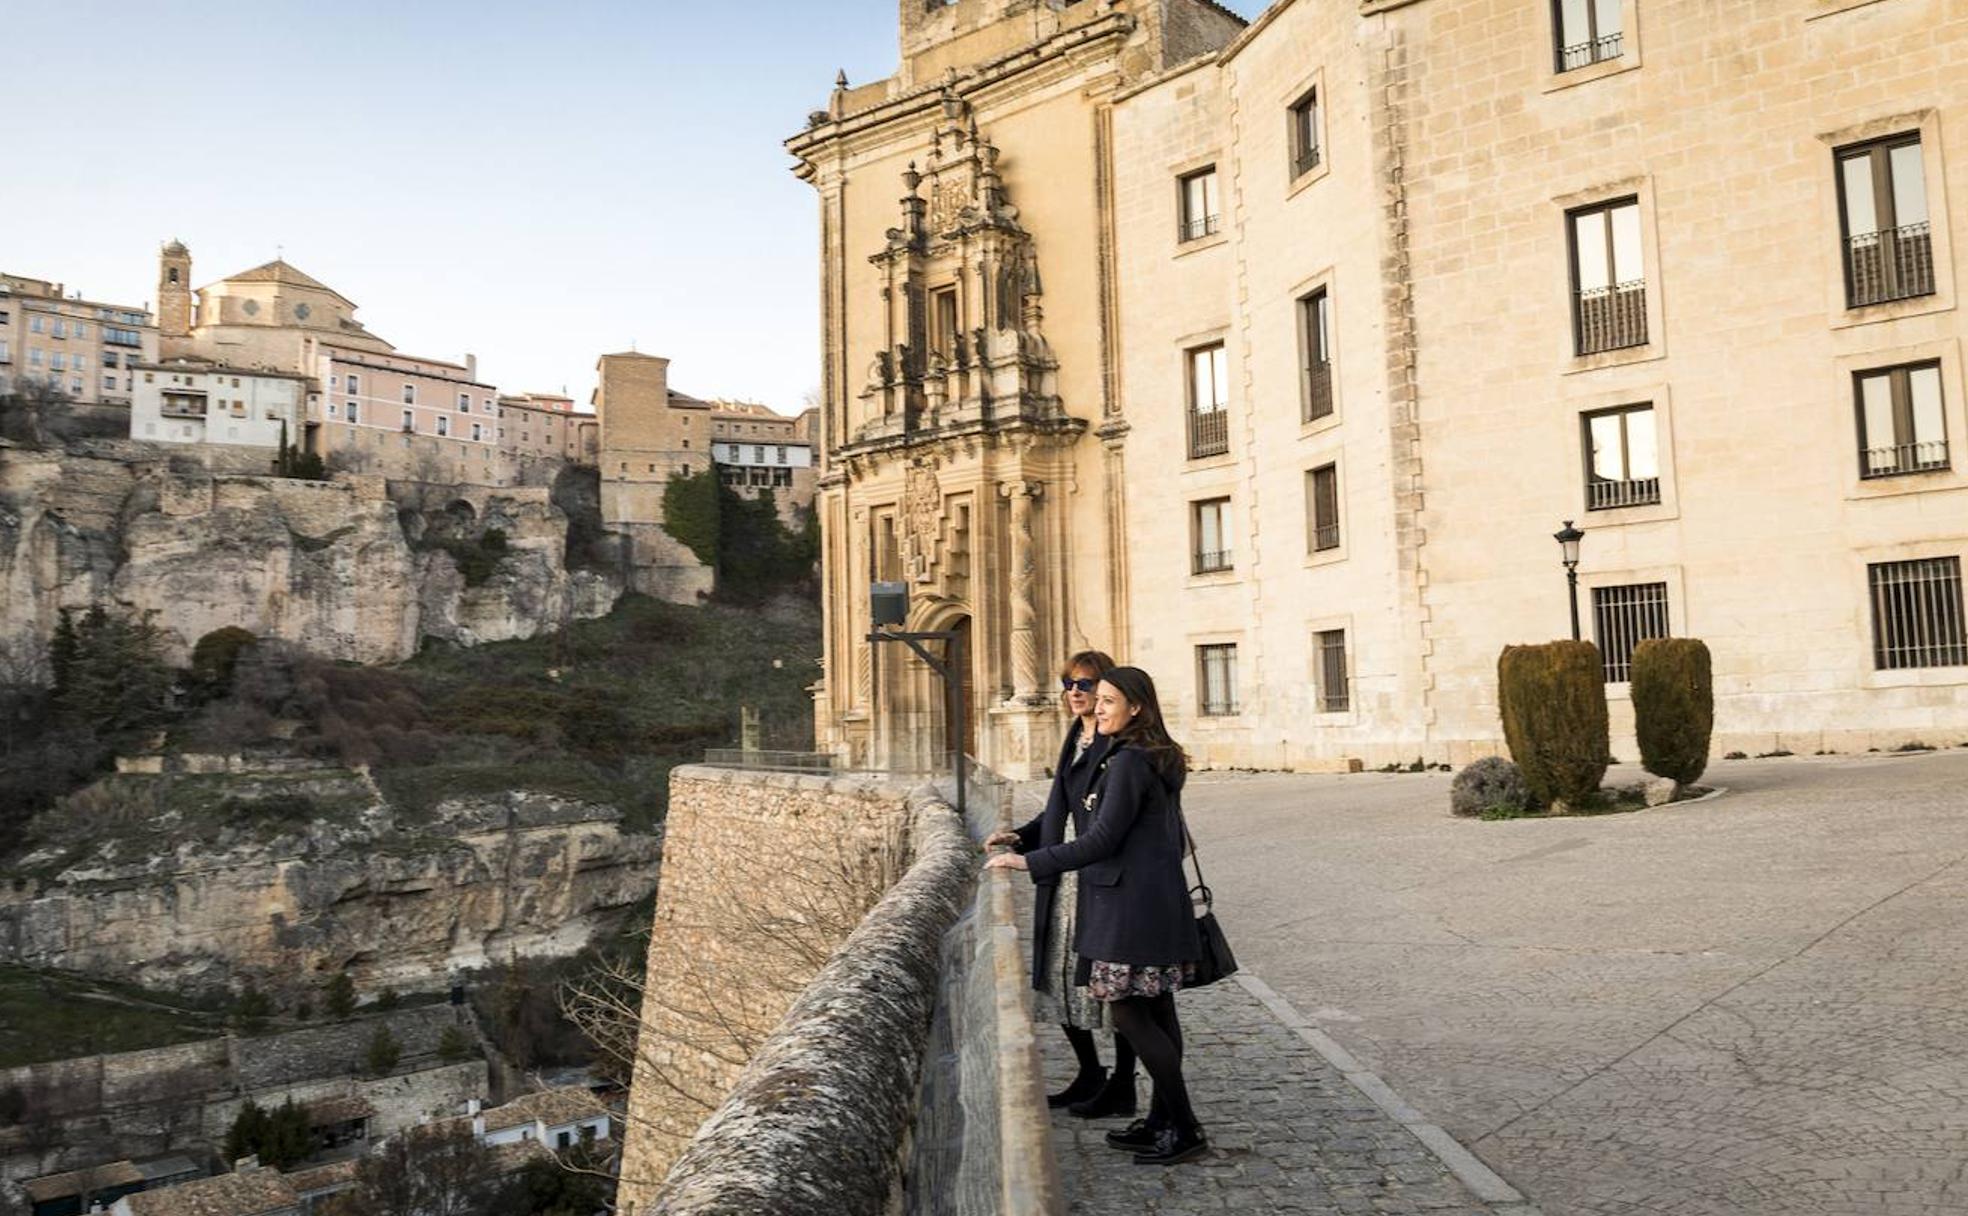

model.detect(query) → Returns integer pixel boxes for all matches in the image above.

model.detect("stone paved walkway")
[1009,787,1512,1216]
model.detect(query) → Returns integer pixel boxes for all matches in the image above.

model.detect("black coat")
[1025,744,1200,969]
[1011,721,1114,990]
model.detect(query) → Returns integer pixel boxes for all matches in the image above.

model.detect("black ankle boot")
[1132,1123,1209,1166]
[1068,1067,1137,1118]
[1047,1065,1106,1109]
[1103,1116,1163,1151]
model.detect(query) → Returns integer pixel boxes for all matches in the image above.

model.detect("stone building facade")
[795,0,1968,774]
[0,272,158,405]
[128,359,308,452]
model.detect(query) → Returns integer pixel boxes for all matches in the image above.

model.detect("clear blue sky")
[1,1,1267,411]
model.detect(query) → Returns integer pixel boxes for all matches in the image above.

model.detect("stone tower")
[157,239,192,340]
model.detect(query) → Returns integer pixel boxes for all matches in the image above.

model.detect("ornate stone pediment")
[852,89,1078,455]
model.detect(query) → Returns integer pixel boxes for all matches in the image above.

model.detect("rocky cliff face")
[0,443,622,663]
[0,784,662,994]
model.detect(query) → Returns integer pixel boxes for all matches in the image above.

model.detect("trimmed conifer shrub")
[1498,641,1608,806]
[1630,637,1713,785]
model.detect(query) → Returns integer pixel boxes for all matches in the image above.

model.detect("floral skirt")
[1032,818,1110,1031]
[1087,959,1195,1002]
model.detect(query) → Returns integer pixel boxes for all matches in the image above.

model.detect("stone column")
[1004,479,1042,698]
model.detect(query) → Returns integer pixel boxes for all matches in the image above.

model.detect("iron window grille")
[1315,629,1349,713]
[1179,167,1221,243]
[1289,88,1321,178]
[1300,288,1334,423]
[1856,362,1949,479]
[1838,134,1934,308]
[1192,497,1233,574]
[1187,343,1230,458]
[1582,403,1662,509]
[1308,463,1341,552]
[1198,643,1240,717]
[1569,198,1647,355]
[1869,557,1967,670]
[1553,0,1623,72]
[1591,582,1670,683]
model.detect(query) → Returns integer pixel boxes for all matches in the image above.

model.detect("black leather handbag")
[1177,804,1238,988]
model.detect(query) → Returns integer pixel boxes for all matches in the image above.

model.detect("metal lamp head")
[870,581,909,628]
[1553,520,1584,570]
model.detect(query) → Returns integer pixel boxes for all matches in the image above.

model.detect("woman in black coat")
[985,649,1138,1117]
[986,666,1207,1165]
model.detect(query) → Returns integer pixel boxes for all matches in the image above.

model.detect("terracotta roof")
[480,1085,608,1133]
[120,1171,300,1216]
[25,1161,144,1202]
[218,260,334,294]
[281,1160,359,1194]
[303,1094,376,1125]
[488,1138,555,1173]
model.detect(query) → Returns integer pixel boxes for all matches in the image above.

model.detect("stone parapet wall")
[615,767,920,1203]
[639,793,976,1216]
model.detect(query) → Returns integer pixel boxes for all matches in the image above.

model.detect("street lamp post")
[1553,520,1585,642]
[867,581,967,818]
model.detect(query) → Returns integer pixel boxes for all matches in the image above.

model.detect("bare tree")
[320,1122,512,1216]
[559,807,912,1188]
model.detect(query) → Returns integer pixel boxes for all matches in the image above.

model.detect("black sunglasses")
[1060,676,1099,693]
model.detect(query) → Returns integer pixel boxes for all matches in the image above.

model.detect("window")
[1856,362,1947,478]
[1315,629,1349,713]
[1838,134,1933,308]
[1582,404,1661,508]
[929,286,959,359]
[346,401,360,424]
[1869,557,1966,669]
[557,1131,572,1150]
[72,322,87,340]
[29,349,42,367]
[0,310,8,325]
[1591,582,1670,682]
[437,416,449,436]
[402,409,414,432]
[776,445,788,464]
[1553,0,1622,72]
[347,373,360,394]
[101,351,117,368]
[753,445,766,463]
[1308,463,1340,552]
[1186,343,1229,458]
[0,340,8,362]
[29,315,44,334]
[1569,198,1646,355]
[402,383,416,404]
[1299,288,1333,422]
[103,327,142,347]
[1192,497,1232,574]
[50,353,65,372]
[771,466,793,487]
[1289,89,1321,178]
[1197,644,1239,716]
[1178,167,1220,242]
[52,319,67,339]
[102,373,116,390]
[459,392,470,411]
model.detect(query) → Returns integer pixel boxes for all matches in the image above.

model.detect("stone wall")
[637,793,976,1216]
[0,1007,490,1190]
[614,767,918,1206]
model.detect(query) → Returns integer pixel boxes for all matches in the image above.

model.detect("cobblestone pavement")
[1164,751,1968,1216]
[1008,788,1510,1216]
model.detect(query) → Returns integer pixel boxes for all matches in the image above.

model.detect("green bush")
[1449,756,1535,817]
[1630,638,1713,785]
[1498,641,1608,807]
[364,1024,402,1076]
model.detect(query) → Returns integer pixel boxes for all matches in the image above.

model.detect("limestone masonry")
[792,0,1968,775]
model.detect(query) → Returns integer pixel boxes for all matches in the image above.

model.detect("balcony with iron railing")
[1303,364,1333,423]
[1846,223,1935,308]
[1187,406,1229,458]
[159,394,207,419]
[1192,548,1232,575]
[1180,213,1221,243]
[1862,438,1950,480]
[1575,281,1648,355]
[1559,32,1623,72]
[1587,476,1662,510]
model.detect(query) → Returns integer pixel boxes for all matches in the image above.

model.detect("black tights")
[1109,993,1195,1132]
[1063,1024,1139,1086]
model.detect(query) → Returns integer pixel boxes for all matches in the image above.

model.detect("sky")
[1,0,1267,412]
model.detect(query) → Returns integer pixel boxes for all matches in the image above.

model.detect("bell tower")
[157,239,192,341]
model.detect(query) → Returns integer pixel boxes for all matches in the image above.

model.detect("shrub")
[324,972,356,1020]
[1450,756,1536,817]
[436,1024,473,1063]
[1630,638,1713,785]
[364,1025,402,1076]
[1498,641,1609,807]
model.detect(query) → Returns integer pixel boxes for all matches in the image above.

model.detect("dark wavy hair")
[1098,665,1188,782]
[1059,649,1117,681]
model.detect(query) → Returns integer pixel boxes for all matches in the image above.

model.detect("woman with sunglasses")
[985,666,1206,1165]
[983,649,1138,1118]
